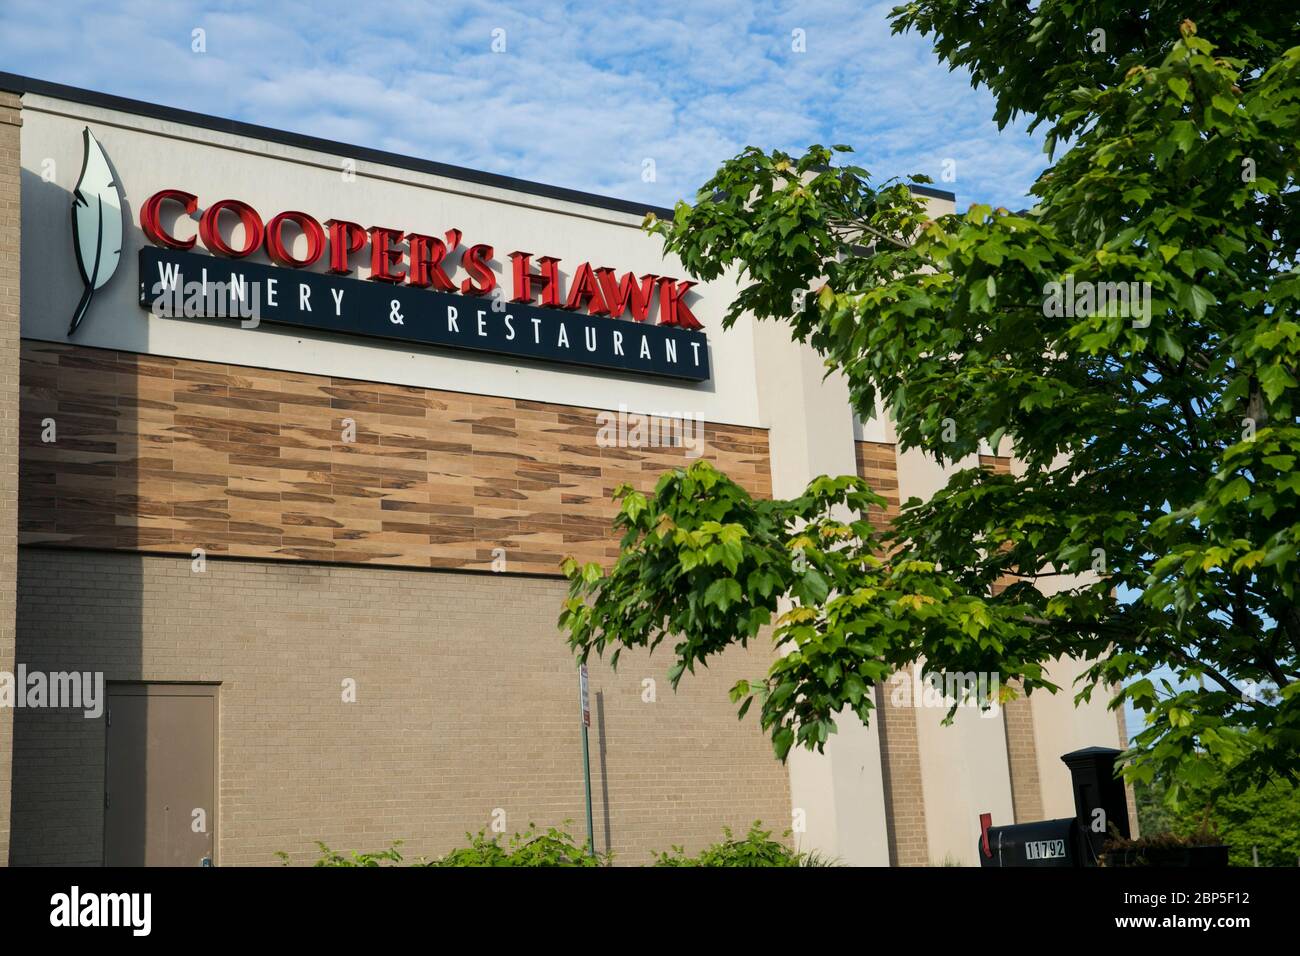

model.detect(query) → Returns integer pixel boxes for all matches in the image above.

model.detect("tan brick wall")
[1002,686,1045,824]
[0,90,23,866]
[19,341,771,575]
[856,440,930,865]
[874,677,929,866]
[855,440,900,534]
[11,548,792,865]
[978,455,1049,826]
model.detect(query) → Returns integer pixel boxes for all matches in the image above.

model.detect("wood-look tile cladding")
[978,454,1012,475]
[19,342,772,575]
[854,440,901,532]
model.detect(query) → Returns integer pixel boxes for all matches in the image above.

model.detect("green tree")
[1182,777,1300,866]
[1138,757,1300,865]
[560,9,1300,802]
[1133,777,1180,837]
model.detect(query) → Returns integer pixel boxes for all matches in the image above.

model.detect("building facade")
[0,73,1128,867]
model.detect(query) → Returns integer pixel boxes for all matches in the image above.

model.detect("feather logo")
[68,127,123,335]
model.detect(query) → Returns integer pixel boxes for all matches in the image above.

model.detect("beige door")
[104,683,218,866]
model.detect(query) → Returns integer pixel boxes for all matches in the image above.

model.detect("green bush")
[292,823,606,867]
[288,820,842,866]
[427,824,606,867]
[304,841,406,867]
[653,822,838,867]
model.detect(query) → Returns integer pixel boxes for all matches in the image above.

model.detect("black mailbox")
[1061,746,1131,862]
[978,745,1130,867]
[980,817,1080,867]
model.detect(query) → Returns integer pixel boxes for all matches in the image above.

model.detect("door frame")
[102,681,221,866]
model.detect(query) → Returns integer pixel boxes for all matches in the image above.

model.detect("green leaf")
[704,577,742,611]
[1259,364,1297,403]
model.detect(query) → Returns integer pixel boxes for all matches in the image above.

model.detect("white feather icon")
[68,127,123,335]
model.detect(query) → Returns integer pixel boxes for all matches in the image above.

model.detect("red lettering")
[141,192,686,330]
[562,263,609,315]
[368,226,407,283]
[324,219,367,275]
[140,189,198,250]
[198,199,264,258]
[595,268,657,321]
[264,211,325,268]
[408,229,460,291]
[509,251,561,307]
[657,278,702,329]
[460,243,496,296]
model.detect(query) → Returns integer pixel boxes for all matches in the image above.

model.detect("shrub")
[288,826,602,867]
[653,822,838,867]
[426,823,606,867]
[287,820,842,866]
[306,841,405,867]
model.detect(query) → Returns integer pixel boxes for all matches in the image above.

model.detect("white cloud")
[0,0,1049,208]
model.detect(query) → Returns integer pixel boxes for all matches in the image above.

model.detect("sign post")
[579,664,595,858]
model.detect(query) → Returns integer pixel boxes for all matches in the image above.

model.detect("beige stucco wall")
[17,93,764,430]
[892,444,1016,861]
[751,318,891,866]
[914,691,1015,866]
[1030,655,1129,821]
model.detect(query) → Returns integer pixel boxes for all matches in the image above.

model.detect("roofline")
[902,183,955,202]
[0,71,957,215]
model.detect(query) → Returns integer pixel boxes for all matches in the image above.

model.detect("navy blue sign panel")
[136,247,711,382]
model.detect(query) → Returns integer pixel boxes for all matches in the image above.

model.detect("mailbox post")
[1061,746,1131,863]
[979,745,1130,867]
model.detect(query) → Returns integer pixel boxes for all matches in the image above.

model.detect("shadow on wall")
[596,689,612,854]
[11,159,148,866]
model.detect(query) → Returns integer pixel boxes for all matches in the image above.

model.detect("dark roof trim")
[909,182,957,202]
[0,71,956,216]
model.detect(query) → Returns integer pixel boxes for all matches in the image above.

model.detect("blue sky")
[0,0,1049,211]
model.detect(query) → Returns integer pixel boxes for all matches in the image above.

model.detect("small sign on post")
[579,664,590,728]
